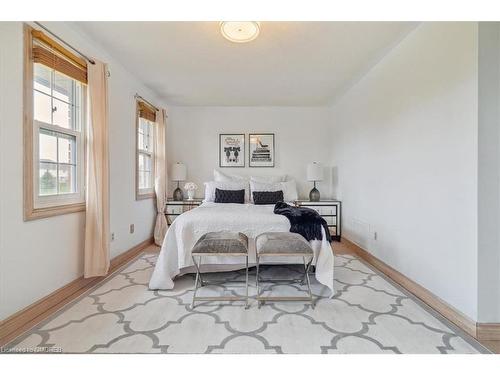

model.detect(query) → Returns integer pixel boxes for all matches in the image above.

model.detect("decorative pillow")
[250,180,298,203]
[213,169,247,182]
[215,188,245,204]
[253,190,284,205]
[204,181,249,202]
[250,175,287,183]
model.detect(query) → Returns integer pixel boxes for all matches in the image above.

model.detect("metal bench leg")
[192,255,205,286]
[303,256,315,309]
[301,257,308,286]
[256,254,262,308]
[245,255,249,309]
[191,255,203,309]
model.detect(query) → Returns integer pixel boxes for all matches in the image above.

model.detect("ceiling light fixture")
[220,21,260,43]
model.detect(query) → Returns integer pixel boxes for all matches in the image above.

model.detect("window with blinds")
[136,101,156,199]
[24,25,88,219]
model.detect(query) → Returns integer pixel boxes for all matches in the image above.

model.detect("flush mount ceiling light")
[220,21,260,43]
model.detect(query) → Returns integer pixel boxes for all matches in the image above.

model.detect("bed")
[149,202,335,296]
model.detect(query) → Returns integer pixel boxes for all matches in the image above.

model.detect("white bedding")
[149,202,335,296]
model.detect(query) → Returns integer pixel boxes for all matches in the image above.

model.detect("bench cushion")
[256,232,313,255]
[192,231,248,254]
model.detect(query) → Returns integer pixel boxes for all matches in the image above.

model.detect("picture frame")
[249,133,275,167]
[219,134,245,167]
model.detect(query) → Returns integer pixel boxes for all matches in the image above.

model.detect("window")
[24,25,88,220]
[136,101,156,199]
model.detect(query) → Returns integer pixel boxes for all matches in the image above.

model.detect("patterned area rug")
[5,253,488,354]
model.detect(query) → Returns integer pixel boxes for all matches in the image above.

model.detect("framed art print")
[249,133,275,167]
[219,134,245,167]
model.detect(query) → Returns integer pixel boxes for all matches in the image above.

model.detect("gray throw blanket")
[273,202,332,243]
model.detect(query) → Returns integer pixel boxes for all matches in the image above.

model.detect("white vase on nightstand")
[184,182,198,201]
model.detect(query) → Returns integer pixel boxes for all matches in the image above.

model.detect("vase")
[187,190,195,200]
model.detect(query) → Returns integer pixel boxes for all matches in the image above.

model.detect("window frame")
[33,120,86,209]
[135,100,156,200]
[23,24,87,221]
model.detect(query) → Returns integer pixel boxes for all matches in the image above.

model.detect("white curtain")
[84,60,110,278]
[154,108,168,246]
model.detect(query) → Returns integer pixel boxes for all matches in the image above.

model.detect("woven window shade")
[32,30,88,84]
[138,101,156,122]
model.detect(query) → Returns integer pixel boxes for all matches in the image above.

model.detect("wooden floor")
[332,241,500,354]
[481,340,500,353]
[332,240,356,255]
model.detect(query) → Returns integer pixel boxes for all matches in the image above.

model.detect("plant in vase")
[184,182,198,200]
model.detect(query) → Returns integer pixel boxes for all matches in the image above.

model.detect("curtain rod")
[33,21,96,65]
[135,94,160,112]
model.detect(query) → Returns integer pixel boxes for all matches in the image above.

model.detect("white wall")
[166,106,333,200]
[329,23,479,320]
[477,22,500,323]
[0,22,159,320]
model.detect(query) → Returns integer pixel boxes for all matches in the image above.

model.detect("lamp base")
[309,187,320,202]
[173,187,184,201]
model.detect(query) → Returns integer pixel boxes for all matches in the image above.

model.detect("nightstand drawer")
[303,206,320,214]
[301,206,336,216]
[324,216,337,226]
[166,205,184,215]
[165,200,202,225]
[294,200,341,241]
[319,206,337,216]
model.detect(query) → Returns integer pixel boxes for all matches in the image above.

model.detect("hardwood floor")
[481,340,500,354]
[144,245,161,253]
[331,240,500,354]
[332,240,355,255]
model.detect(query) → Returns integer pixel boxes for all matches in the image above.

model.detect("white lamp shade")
[171,163,187,181]
[307,162,324,182]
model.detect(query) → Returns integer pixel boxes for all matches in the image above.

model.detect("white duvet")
[149,202,335,296]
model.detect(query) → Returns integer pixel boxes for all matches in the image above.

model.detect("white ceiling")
[76,22,417,106]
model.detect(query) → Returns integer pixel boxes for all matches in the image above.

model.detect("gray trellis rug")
[4,253,489,354]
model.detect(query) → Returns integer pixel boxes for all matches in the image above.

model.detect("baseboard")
[477,323,500,340]
[341,237,479,338]
[0,237,154,346]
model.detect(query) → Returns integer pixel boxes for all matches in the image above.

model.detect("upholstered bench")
[190,231,249,309]
[255,232,315,308]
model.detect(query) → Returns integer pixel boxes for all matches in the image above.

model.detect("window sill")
[24,202,86,221]
[136,191,155,201]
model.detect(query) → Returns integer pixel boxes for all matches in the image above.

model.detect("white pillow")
[204,181,249,202]
[213,169,247,182]
[250,180,281,193]
[250,174,287,183]
[281,180,298,202]
[249,179,298,203]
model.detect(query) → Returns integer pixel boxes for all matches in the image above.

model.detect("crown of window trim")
[137,101,157,122]
[31,24,111,79]
[32,44,88,84]
[31,29,87,70]
[31,29,88,84]
[135,94,159,111]
[33,21,95,66]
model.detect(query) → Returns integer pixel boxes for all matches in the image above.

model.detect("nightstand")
[294,200,342,241]
[165,199,203,225]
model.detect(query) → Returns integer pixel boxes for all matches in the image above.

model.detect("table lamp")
[171,162,187,201]
[307,162,323,202]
